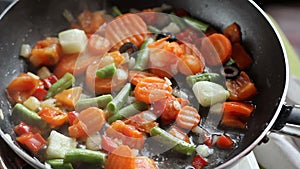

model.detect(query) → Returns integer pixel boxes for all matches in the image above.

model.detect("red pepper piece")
[191,155,209,169]
[32,88,48,101]
[16,133,47,153]
[42,75,58,89]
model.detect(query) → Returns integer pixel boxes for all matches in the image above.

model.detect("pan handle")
[271,104,300,138]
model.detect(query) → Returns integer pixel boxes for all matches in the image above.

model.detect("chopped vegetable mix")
[5,4,259,169]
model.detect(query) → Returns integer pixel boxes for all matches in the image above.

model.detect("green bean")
[225,57,236,66]
[107,101,148,124]
[46,159,73,169]
[75,94,113,112]
[147,25,161,34]
[169,13,186,30]
[111,6,122,17]
[12,103,47,129]
[106,83,131,116]
[64,148,106,164]
[183,16,209,32]
[186,72,220,87]
[46,73,75,99]
[150,126,195,156]
[132,38,155,71]
[96,63,117,78]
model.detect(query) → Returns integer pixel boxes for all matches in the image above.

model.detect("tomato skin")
[216,134,234,149]
[67,111,79,125]
[223,22,241,44]
[226,71,257,101]
[14,122,41,136]
[176,28,201,44]
[6,73,42,103]
[191,155,208,169]
[16,133,47,153]
[38,107,68,127]
[32,88,48,101]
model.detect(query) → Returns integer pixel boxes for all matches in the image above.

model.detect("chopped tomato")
[106,120,144,149]
[42,75,58,89]
[67,111,79,125]
[29,37,63,67]
[54,87,82,110]
[16,133,47,153]
[101,135,119,154]
[191,155,208,169]
[223,22,241,44]
[176,28,202,44]
[53,53,98,78]
[6,73,42,103]
[38,107,68,127]
[124,111,159,133]
[201,33,232,66]
[32,88,48,101]
[221,101,254,129]
[216,134,234,149]
[128,70,158,86]
[14,122,41,136]
[105,13,148,51]
[168,126,190,143]
[105,145,135,169]
[176,106,200,130]
[153,96,189,125]
[134,77,172,104]
[87,34,111,56]
[72,10,105,34]
[231,43,253,70]
[226,71,257,101]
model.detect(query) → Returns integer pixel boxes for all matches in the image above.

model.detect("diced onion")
[196,144,214,158]
[58,29,88,54]
[37,66,52,80]
[20,44,31,58]
[0,109,3,120]
[23,96,40,112]
[162,22,181,34]
[86,134,102,151]
[27,72,40,80]
[116,69,128,80]
[40,98,56,108]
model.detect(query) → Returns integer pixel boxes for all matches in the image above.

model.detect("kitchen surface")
[0,1,300,169]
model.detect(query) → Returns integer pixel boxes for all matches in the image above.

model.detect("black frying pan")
[0,0,298,168]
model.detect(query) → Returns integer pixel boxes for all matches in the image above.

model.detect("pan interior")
[0,0,287,168]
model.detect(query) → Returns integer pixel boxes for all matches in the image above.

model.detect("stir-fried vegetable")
[5,4,260,169]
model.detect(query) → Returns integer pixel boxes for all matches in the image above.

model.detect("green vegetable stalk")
[132,38,155,71]
[186,72,220,87]
[107,101,148,124]
[64,148,106,164]
[46,73,75,99]
[150,126,195,156]
[106,83,132,116]
[96,63,117,78]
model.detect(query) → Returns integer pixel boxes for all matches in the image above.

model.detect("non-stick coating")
[0,0,288,168]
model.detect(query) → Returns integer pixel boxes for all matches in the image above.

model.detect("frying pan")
[0,0,299,168]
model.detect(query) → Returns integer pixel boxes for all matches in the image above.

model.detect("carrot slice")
[135,156,158,169]
[134,77,172,104]
[231,43,253,70]
[124,110,159,133]
[175,106,200,130]
[105,145,135,169]
[168,126,190,143]
[86,34,111,56]
[221,101,254,129]
[54,87,82,110]
[223,22,241,44]
[53,53,98,78]
[201,33,232,66]
[128,70,158,86]
[106,120,144,149]
[77,107,106,135]
[6,73,42,103]
[72,10,105,34]
[105,13,148,51]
